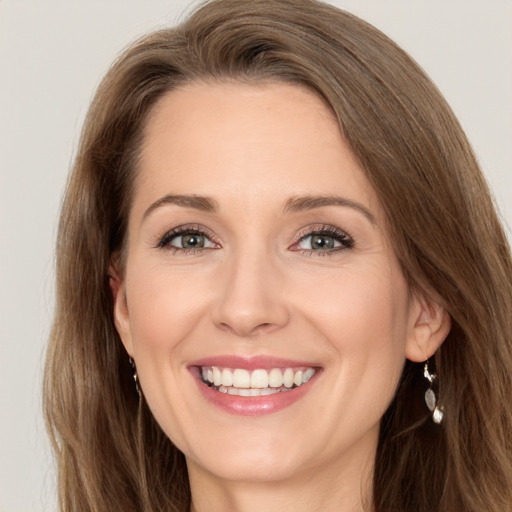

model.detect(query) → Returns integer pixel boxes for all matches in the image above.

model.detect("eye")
[157,227,218,251]
[292,226,354,253]
[300,234,340,250]
[171,232,213,249]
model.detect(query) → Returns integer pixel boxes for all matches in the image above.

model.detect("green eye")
[310,234,337,250]
[158,228,217,251]
[299,234,341,250]
[174,233,206,249]
[294,227,354,253]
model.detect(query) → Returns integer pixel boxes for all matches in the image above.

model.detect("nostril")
[217,321,279,337]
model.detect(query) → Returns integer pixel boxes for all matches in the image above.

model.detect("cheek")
[123,261,211,448]
[300,261,410,345]
[296,261,411,396]
[125,262,210,354]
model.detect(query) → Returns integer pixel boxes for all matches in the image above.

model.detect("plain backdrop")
[1,1,511,511]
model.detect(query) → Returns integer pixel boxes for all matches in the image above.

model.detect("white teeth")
[268,368,283,388]
[201,366,317,394]
[217,386,282,396]
[233,369,251,388]
[221,368,233,387]
[250,369,269,388]
[213,366,222,386]
[303,368,315,383]
[283,368,294,388]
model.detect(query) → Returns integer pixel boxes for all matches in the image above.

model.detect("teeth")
[221,368,233,387]
[250,369,269,388]
[283,368,294,388]
[213,366,222,386]
[303,368,315,383]
[201,365,316,394]
[268,368,283,388]
[216,385,282,397]
[233,369,251,388]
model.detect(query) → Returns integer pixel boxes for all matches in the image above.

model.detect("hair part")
[44,1,512,511]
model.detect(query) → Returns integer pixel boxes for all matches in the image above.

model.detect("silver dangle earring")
[424,360,443,424]
[129,357,142,400]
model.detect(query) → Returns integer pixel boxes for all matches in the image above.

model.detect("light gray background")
[1,1,511,511]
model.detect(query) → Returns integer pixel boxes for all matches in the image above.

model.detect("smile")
[201,366,316,396]
[190,357,320,415]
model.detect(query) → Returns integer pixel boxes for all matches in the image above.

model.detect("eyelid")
[289,224,355,252]
[156,224,221,250]
[154,223,353,254]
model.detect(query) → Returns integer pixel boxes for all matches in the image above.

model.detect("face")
[113,82,441,487]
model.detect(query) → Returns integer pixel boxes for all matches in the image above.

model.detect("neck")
[187,436,376,512]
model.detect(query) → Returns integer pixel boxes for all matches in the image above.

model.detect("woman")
[43,0,512,510]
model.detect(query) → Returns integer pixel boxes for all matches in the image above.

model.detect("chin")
[188,443,311,484]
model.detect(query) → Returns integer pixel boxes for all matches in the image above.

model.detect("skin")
[113,82,450,512]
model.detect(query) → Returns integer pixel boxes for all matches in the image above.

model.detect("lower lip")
[192,371,318,416]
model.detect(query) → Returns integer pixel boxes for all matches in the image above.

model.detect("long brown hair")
[44,1,512,510]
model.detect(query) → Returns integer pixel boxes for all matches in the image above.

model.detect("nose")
[212,249,290,337]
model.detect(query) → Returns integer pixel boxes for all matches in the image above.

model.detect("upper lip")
[188,355,320,370]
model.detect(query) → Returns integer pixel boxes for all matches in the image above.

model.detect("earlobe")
[405,293,451,362]
[108,264,134,357]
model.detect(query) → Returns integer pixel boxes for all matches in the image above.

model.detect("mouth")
[189,356,321,415]
[199,366,316,396]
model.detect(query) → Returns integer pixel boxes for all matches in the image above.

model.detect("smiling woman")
[113,83,427,496]
[43,1,512,511]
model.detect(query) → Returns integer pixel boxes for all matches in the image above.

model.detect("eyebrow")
[143,193,375,224]
[143,194,219,219]
[283,195,376,224]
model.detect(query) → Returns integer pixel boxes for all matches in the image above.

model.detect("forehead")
[133,81,379,217]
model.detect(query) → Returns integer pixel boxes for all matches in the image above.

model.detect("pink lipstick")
[189,356,320,416]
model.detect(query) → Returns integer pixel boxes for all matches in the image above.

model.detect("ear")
[108,264,134,357]
[405,292,451,362]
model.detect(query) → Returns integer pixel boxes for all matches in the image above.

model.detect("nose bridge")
[214,242,289,336]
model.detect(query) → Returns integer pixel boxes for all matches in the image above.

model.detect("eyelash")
[156,224,354,256]
[292,225,354,256]
[156,225,219,254]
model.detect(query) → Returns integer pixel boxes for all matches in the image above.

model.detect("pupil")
[183,233,204,248]
[311,235,334,250]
